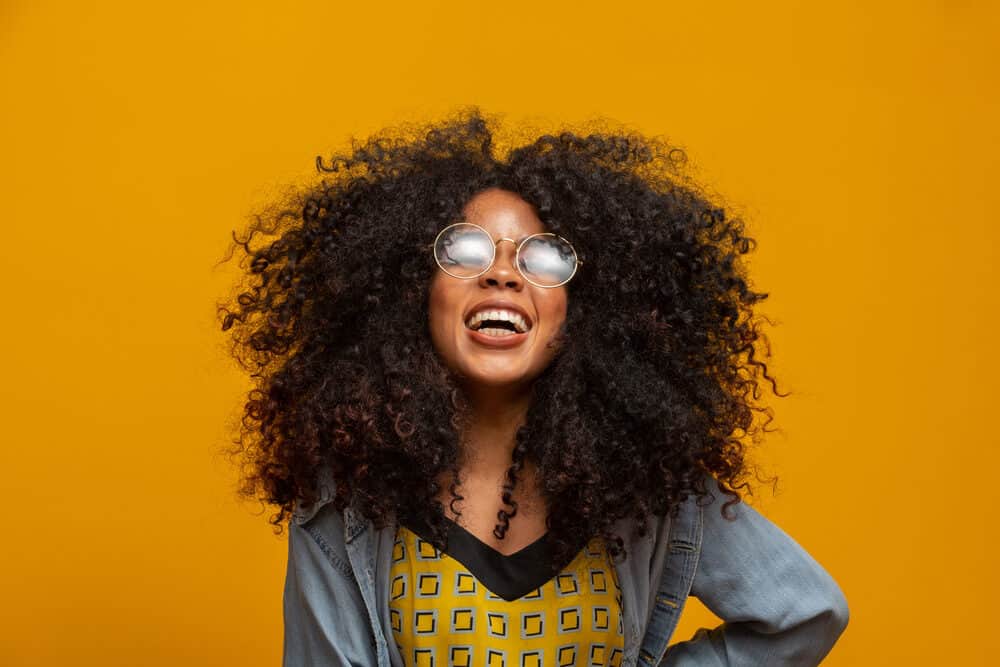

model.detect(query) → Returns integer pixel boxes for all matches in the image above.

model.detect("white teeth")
[478,327,516,337]
[465,308,529,333]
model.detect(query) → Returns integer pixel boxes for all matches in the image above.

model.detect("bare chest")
[433,471,548,556]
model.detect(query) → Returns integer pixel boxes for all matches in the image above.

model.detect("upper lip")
[464,298,533,331]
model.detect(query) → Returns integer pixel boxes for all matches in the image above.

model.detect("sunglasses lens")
[518,235,578,287]
[434,224,493,277]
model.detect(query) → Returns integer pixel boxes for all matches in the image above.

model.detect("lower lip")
[466,326,530,348]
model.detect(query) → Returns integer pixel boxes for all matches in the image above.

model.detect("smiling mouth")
[463,317,530,347]
[465,319,523,337]
[474,326,521,338]
[464,309,531,334]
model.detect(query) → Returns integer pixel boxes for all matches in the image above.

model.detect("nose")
[478,237,524,290]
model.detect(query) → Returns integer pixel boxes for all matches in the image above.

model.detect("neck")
[455,380,533,477]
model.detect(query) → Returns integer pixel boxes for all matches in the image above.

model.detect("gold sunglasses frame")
[430,221,583,289]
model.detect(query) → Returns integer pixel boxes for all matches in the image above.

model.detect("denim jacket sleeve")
[282,508,376,667]
[661,486,850,666]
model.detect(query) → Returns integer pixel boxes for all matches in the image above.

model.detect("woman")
[218,108,849,666]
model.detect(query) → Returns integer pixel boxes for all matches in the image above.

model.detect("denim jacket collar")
[292,465,367,543]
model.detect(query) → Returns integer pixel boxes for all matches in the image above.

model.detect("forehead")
[460,189,545,239]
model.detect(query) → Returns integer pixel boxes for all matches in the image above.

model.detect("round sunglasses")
[431,222,582,288]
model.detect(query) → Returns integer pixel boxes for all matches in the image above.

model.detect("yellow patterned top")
[388,517,624,667]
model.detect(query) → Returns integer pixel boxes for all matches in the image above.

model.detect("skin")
[427,187,568,552]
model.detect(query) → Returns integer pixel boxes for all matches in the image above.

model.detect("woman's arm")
[661,485,850,666]
[282,509,377,667]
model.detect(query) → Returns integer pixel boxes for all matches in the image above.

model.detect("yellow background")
[2,1,996,664]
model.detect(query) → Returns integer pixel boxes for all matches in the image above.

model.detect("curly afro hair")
[216,107,785,574]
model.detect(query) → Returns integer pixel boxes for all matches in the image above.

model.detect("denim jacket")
[282,469,849,666]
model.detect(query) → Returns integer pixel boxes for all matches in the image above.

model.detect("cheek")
[541,291,568,328]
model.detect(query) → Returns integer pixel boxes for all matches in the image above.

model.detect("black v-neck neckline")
[398,511,572,601]
[448,516,550,558]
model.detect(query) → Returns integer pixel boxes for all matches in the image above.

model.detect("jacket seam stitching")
[304,523,355,581]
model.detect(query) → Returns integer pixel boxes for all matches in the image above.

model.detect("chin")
[458,365,536,389]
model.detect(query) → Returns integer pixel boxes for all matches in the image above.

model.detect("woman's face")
[428,188,568,393]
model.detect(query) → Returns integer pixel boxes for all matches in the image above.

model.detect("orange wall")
[2,1,996,664]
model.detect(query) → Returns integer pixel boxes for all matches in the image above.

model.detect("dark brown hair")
[216,107,784,573]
